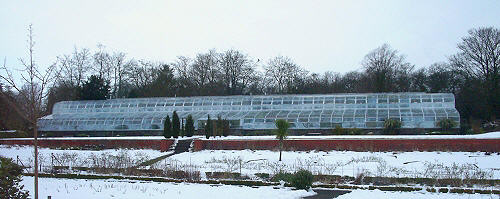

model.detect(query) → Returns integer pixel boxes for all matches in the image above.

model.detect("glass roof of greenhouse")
[38,93,460,131]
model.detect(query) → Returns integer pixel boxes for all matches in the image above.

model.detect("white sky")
[1,0,499,76]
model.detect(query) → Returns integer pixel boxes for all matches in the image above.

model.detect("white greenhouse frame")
[38,92,460,132]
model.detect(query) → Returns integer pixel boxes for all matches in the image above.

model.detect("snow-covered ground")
[20,176,314,199]
[1,145,498,180]
[335,189,499,199]
[0,145,164,172]
[159,150,500,179]
[20,177,499,199]
[3,131,500,140]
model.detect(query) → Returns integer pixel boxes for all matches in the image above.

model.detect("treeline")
[1,27,498,132]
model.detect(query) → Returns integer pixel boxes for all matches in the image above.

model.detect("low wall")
[0,139,174,151]
[193,139,500,152]
[1,138,499,152]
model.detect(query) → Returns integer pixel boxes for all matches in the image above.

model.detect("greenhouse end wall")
[38,92,460,134]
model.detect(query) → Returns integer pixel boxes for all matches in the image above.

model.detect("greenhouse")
[38,93,460,134]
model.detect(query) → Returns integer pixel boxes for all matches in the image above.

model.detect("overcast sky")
[1,0,499,76]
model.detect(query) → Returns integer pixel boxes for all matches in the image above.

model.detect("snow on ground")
[0,145,166,172]
[335,189,499,199]
[2,131,500,140]
[161,150,500,179]
[20,176,314,199]
[1,145,498,179]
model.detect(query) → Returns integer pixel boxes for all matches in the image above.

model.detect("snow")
[0,145,166,172]
[20,176,315,199]
[335,189,499,199]
[2,132,499,140]
[161,150,500,179]
[1,145,498,179]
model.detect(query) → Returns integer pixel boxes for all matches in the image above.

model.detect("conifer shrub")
[291,169,314,190]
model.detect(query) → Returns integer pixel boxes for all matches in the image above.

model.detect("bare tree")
[93,44,112,80]
[55,47,91,87]
[362,44,413,92]
[109,51,128,98]
[264,56,307,94]
[218,49,257,95]
[450,27,500,120]
[190,49,220,94]
[0,24,57,199]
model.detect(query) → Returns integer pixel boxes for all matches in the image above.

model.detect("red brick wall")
[0,139,174,151]
[193,139,500,152]
[2,138,499,152]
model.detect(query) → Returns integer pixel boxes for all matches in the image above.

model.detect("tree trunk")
[34,127,38,199]
[279,140,283,161]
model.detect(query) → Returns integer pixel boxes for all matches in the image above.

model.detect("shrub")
[384,119,402,135]
[0,157,29,199]
[332,126,346,135]
[291,169,314,190]
[436,119,457,132]
[350,128,363,135]
[222,119,230,137]
[164,115,172,139]
[255,173,270,180]
[271,172,294,183]
[172,111,180,138]
[185,115,194,137]
[0,130,29,138]
[205,115,212,139]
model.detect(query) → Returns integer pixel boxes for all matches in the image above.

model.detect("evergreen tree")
[222,119,230,137]
[180,118,185,137]
[205,115,212,139]
[186,115,195,137]
[78,75,111,100]
[0,157,29,199]
[216,115,223,137]
[163,115,172,138]
[172,111,180,138]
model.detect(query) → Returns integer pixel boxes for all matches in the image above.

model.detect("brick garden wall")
[193,139,500,152]
[0,139,174,151]
[1,138,499,152]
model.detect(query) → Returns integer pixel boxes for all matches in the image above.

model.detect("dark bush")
[384,119,402,135]
[436,119,457,132]
[350,128,363,135]
[271,172,294,183]
[332,126,346,135]
[0,157,29,199]
[255,173,270,180]
[0,130,28,138]
[291,170,313,190]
